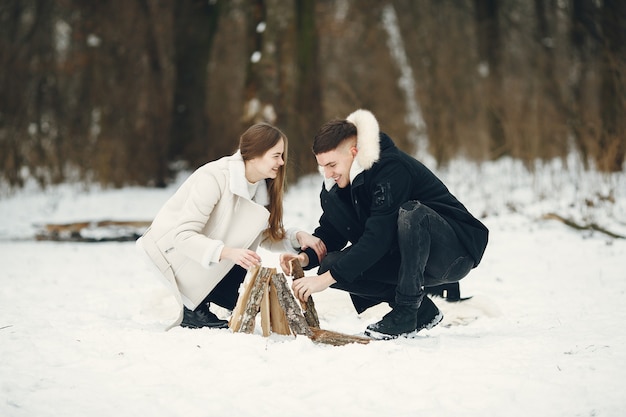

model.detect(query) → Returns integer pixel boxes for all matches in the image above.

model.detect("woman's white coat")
[137,151,299,313]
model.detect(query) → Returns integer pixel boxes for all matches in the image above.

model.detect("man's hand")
[220,247,261,270]
[279,252,309,275]
[291,271,336,302]
[296,231,327,263]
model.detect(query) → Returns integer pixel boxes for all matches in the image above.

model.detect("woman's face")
[245,138,285,183]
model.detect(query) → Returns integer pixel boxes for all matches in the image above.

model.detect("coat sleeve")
[299,184,354,270]
[259,227,302,254]
[171,171,226,268]
[330,162,412,283]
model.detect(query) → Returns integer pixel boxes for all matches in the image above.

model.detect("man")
[280,109,488,339]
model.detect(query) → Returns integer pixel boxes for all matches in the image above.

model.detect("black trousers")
[196,265,247,311]
[320,201,474,311]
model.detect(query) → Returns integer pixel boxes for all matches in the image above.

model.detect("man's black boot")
[415,296,444,332]
[181,305,229,329]
[364,304,420,340]
[364,296,443,340]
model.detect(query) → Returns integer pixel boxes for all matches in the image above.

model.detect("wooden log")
[542,212,625,239]
[310,328,371,346]
[260,279,271,337]
[231,263,371,345]
[270,272,312,336]
[268,280,292,335]
[289,259,320,328]
[289,258,305,279]
[229,266,260,332]
[43,220,151,233]
[44,221,90,234]
[35,220,152,242]
[239,267,273,334]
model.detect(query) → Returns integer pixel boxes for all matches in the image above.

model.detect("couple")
[137,109,488,340]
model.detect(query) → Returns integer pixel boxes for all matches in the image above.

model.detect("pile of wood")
[229,260,370,346]
[35,220,151,242]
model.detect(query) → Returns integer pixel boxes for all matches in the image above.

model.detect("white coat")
[137,151,300,313]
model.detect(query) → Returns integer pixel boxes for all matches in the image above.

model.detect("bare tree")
[569,0,599,167]
[474,0,506,159]
[597,0,625,172]
[0,0,60,187]
[3,0,625,191]
[170,0,221,168]
[290,0,323,177]
[205,0,250,159]
[531,0,568,160]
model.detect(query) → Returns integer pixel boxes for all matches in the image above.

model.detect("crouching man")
[280,109,488,339]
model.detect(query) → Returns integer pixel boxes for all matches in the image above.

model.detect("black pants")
[196,265,247,311]
[320,201,473,310]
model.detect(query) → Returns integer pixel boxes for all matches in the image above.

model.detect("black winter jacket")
[303,133,489,283]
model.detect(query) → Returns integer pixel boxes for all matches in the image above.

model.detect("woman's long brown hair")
[239,123,287,242]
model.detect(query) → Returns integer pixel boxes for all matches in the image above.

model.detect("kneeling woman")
[138,123,325,329]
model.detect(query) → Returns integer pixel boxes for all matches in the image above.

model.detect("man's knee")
[398,200,431,234]
[398,200,431,222]
[399,200,421,212]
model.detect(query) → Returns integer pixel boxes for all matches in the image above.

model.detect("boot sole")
[364,311,444,340]
[180,322,229,329]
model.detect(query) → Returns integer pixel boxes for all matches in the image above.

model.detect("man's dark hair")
[312,119,357,155]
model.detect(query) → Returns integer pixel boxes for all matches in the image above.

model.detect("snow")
[1,158,625,417]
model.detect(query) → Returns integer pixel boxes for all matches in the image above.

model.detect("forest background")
[1,0,624,190]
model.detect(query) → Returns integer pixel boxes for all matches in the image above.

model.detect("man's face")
[315,139,357,189]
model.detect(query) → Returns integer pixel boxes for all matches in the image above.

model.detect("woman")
[137,123,326,329]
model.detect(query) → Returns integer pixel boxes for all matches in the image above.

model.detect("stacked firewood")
[229,260,370,346]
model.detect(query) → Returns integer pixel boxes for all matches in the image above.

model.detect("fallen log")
[310,328,371,346]
[542,213,624,239]
[35,220,151,242]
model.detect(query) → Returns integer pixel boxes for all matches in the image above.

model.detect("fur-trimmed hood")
[347,109,380,170]
[323,109,381,190]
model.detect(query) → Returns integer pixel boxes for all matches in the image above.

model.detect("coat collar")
[323,109,381,191]
[228,151,269,206]
[347,109,380,170]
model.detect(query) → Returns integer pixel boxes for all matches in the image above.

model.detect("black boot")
[364,297,443,340]
[181,305,229,329]
[364,304,419,340]
[415,296,444,332]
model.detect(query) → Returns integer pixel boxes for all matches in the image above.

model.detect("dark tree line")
[0,0,624,190]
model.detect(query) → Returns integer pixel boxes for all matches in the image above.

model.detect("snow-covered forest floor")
[1,156,625,417]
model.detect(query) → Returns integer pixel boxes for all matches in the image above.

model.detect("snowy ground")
[1,157,625,417]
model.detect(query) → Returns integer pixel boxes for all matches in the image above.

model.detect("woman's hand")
[279,252,309,275]
[291,271,336,302]
[220,247,261,270]
[296,231,327,262]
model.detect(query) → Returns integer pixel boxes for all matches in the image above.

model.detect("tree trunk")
[597,0,626,172]
[170,0,221,165]
[290,0,323,178]
[532,0,567,160]
[474,0,506,159]
[569,0,598,168]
